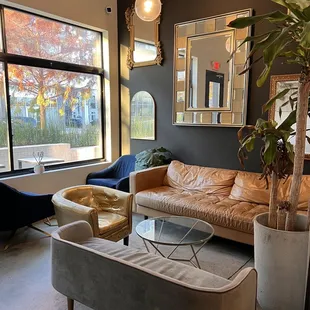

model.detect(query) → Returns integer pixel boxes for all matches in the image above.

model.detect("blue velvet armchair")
[86,155,136,192]
[0,182,55,249]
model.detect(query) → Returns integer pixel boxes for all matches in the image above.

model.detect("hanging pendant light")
[135,0,162,22]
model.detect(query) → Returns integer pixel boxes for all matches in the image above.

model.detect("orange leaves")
[9,66,23,81]
[64,86,71,100]
[82,88,91,101]
[4,8,101,67]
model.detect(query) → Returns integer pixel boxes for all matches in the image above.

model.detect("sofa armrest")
[52,193,100,237]
[52,220,94,243]
[220,267,257,310]
[130,165,168,195]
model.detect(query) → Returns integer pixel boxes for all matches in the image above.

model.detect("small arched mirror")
[130,91,156,140]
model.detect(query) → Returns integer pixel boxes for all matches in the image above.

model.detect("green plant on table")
[228,0,310,231]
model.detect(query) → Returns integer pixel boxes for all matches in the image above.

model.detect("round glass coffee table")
[135,216,214,269]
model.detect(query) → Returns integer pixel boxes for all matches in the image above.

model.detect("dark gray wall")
[118,0,310,174]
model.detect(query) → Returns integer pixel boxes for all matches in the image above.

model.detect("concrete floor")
[0,214,254,310]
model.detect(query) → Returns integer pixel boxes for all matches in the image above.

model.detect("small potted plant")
[33,151,45,174]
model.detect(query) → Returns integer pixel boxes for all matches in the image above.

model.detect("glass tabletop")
[135,216,214,246]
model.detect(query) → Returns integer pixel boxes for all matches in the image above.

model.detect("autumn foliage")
[4,8,101,129]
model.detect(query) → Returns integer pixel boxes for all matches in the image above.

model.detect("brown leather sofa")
[130,160,310,245]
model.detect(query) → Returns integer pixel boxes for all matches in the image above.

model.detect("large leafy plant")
[238,118,295,229]
[229,0,310,231]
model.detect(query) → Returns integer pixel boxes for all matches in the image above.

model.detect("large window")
[0,6,104,173]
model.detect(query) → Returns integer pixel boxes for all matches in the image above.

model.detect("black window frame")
[0,4,106,177]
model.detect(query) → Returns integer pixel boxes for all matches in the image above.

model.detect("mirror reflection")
[126,5,163,69]
[133,14,157,63]
[188,31,234,110]
[173,9,252,127]
[131,91,155,140]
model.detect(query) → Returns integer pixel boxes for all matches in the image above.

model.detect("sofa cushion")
[97,212,127,235]
[136,186,268,233]
[229,171,310,208]
[78,237,230,288]
[163,160,238,195]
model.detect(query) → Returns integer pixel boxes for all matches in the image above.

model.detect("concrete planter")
[254,213,309,310]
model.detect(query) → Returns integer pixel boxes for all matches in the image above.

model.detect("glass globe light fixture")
[135,0,162,22]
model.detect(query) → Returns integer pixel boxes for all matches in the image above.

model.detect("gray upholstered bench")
[51,221,257,310]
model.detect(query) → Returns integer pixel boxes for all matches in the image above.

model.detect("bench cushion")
[78,237,230,288]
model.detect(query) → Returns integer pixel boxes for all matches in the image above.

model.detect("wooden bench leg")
[67,297,74,310]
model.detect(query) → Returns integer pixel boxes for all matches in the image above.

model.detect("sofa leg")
[123,236,129,246]
[67,297,74,310]
[144,215,149,220]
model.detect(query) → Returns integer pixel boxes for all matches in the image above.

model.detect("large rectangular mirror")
[173,9,252,127]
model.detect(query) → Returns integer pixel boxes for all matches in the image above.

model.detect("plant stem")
[307,199,310,231]
[287,78,310,231]
[277,208,286,231]
[269,171,279,229]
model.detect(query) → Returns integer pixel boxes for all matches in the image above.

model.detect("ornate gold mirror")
[125,5,163,70]
[173,9,252,127]
[269,74,310,160]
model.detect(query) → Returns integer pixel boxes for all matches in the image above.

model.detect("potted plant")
[228,1,310,309]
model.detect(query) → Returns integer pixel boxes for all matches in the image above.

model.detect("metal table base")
[142,238,208,269]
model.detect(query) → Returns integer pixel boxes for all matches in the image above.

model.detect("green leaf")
[303,6,310,21]
[285,141,295,163]
[278,110,297,131]
[272,0,307,20]
[238,56,263,75]
[255,118,267,129]
[262,88,290,113]
[264,135,277,165]
[257,65,271,87]
[263,23,298,66]
[281,130,291,141]
[228,32,275,62]
[278,50,298,58]
[228,11,292,28]
[300,21,310,48]
[245,136,256,152]
[248,31,281,59]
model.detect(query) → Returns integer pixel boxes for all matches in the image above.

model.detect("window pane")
[8,64,102,170]
[0,63,9,172]
[4,8,102,67]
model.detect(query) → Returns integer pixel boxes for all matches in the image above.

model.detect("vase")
[34,164,45,174]
[254,212,309,310]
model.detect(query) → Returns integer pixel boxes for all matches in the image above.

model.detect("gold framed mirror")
[172,9,252,127]
[269,74,310,160]
[125,5,163,70]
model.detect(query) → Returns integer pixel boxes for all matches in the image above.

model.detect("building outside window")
[0,6,104,172]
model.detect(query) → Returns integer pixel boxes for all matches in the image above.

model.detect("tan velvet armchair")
[52,185,133,245]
